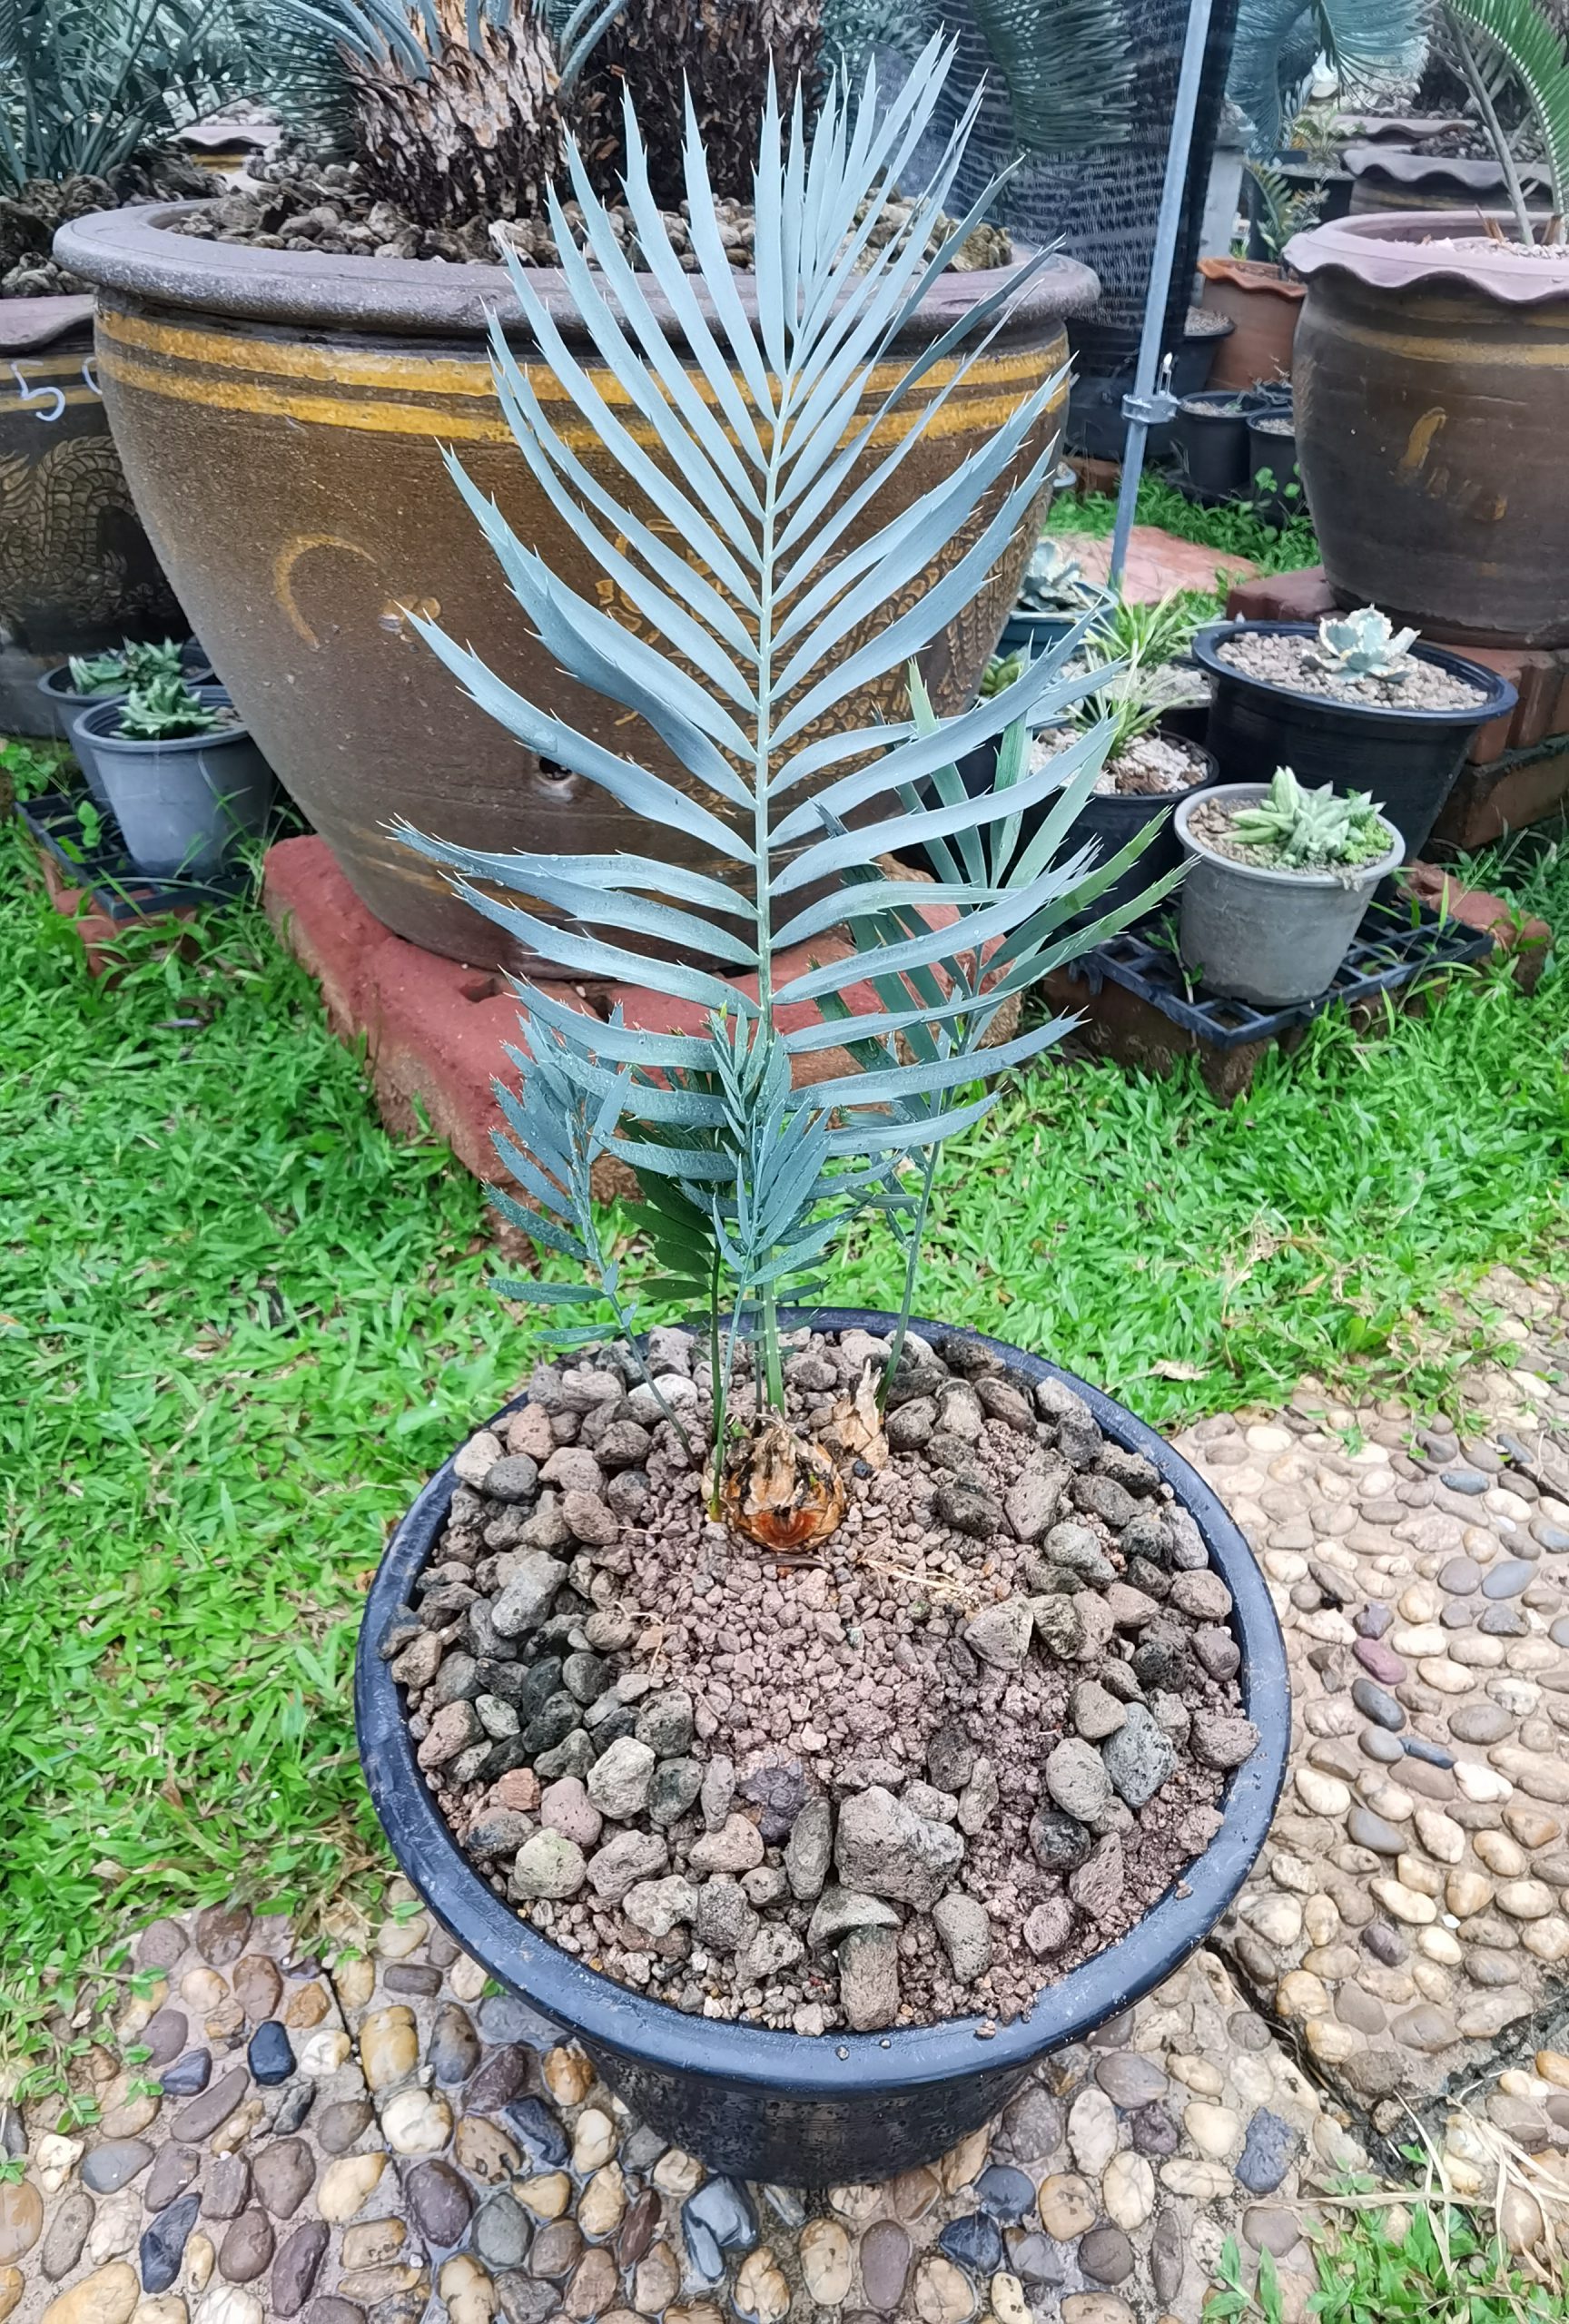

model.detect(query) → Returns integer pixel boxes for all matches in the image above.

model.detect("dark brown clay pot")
[1287,211,1569,647]
[1344,143,1552,218]
[55,202,1097,969]
[0,292,181,736]
[1196,257,1305,389]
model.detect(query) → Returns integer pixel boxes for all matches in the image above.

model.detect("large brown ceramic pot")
[55,202,1096,967]
[0,293,181,736]
[1343,143,1552,219]
[1288,212,1569,647]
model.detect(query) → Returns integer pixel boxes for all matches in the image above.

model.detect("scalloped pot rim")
[1286,210,1569,303]
[53,199,1101,344]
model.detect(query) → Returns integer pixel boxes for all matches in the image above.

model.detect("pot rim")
[355,1308,1288,2100]
[53,200,1100,345]
[1197,255,1306,300]
[74,684,248,753]
[1341,143,1549,192]
[1175,781,1403,887]
[1286,209,1569,302]
[1192,620,1517,728]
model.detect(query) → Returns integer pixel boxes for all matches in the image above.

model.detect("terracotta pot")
[1287,212,1569,646]
[1196,256,1305,389]
[55,202,1097,969]
[0,292,181,736]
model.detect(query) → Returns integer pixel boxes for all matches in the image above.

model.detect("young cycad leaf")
[403,48,1170,1540]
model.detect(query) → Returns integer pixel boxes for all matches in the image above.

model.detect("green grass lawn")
[4,753,1569,2064]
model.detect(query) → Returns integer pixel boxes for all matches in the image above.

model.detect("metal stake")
[1108,0,1218,589]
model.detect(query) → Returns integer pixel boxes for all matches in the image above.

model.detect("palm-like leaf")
[401,45,1166,1414]
[1228,0,1427,154]
[1445,0,1569,212]
[833,0,1136,160]
[1,0,237,188]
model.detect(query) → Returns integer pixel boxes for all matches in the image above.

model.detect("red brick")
[1224,566,1336,625]
[34,845,201,978]
[1402,862,1551,991]
[262,837,1010,1190]
[1432,743,1569,849]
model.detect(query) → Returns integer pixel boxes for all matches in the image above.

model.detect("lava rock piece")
[834,1785,963,1909]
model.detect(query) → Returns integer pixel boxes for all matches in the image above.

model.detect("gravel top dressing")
[384,1324,1257,2038]
[1186,795,1389,874]
[172,156,1011,273]
[1217,628,1489,713]
[1032,727,1209,797]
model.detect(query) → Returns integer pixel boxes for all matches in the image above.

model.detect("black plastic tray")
[20,788,247,915]
[1070,894,1494,1049]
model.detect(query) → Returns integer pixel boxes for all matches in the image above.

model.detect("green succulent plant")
[1063,588,1206,760]
[1311,606,1419,680]
[66,637,186,696]
[116,674,225,741]
[1227,764,1392,868]
[1015,539,1102,616]
[398,45,1173,1544]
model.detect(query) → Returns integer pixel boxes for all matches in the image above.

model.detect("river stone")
[682,2179,756,2283]
[248,2023,294,2086]
[196,1903,252,1965]
[43,2195,94,2280]
[405,2162,472,2248]
[1236,2109,1297,2195]
[1483,1561,1534,1600]
[143,2146,201,2214]
[1000,2086,1063,2161]
[219,2211,275,2284]
[465,2046,531,2115]
[1150,2205,1184,2305]
[82,2142,153,2195]
[204,2158,251,2221]
[474,2195,532,2271]
[1095,2052,1169,2107]
[1450,1703,1515,1744]
[425,2004,480,2086]
[859,2221,913,2309]
[1080,2227,1135,2285]
[316,2101,372,2156]
[974,2165,1035,2224]
[159,2050,211,2098]
[172,2070,248,2143]
[503,2097,568,2170]
[142,2009,189,2067]
[252,2142,313,2220]
[938,2212,1004,2276]
[271,2222,330,2318]
[140,2193,202,2296]
[1347,1807,1405,1856]
[1351,1678,1404,1731]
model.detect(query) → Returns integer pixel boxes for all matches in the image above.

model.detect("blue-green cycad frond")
[402,47,1169,1400]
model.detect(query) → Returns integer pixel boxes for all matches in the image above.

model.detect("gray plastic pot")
[71,686,275,879]
[1174,783,1404,1005]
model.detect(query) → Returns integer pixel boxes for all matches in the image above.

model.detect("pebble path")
[8,1265,1569,2324]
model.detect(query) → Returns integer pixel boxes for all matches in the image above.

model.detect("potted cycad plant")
[1193,604,1516,858]
[1175,765,1403,1002]
[74,671,276,876]
[355,71,1288,2189]
[54,5,1101,967]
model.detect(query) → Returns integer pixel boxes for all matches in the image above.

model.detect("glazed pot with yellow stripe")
[54,202,1097,968]
[1286,212,1569,650]
[0,292,182,737]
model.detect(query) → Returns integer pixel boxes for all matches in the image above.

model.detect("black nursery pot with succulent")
[356,60,1289,2186]
[1194,611,1517,860]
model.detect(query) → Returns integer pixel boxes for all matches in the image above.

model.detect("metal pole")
[1108,0,1218,589]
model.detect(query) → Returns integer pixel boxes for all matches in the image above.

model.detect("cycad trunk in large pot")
[0,296,181,735]
[1287,212,1569,646]
[54,212,1093,970]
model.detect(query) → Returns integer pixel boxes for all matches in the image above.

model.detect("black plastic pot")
[1066,310,1237,459]
[1247,415,1302,527]
[1192,621,1518,861]
[998,587,1118,662]
[357,1309,1289,2186]
[1171,393,1252,498]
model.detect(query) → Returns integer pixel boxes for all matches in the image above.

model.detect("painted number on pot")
[9,363,64,423]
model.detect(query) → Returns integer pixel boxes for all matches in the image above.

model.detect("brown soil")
[383,1326,1258,2038]
[1217,626,1489,713]
[1186,793,1391,874]
[171,150,1012,273]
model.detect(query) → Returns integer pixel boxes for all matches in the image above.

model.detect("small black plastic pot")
[1171,393,1252,498]
[1192,621,1518,861]
[998,586,1117,662]
[1246,415,1302,527]
[357,1309,1288,2187]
